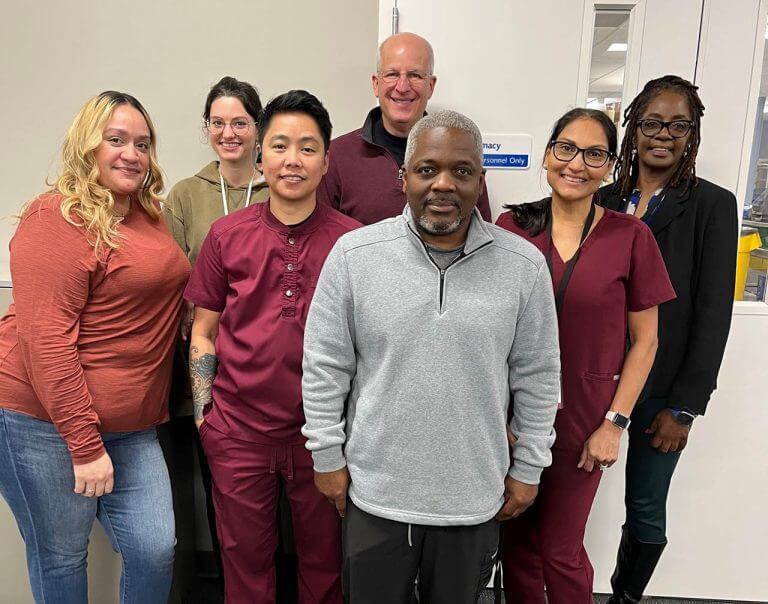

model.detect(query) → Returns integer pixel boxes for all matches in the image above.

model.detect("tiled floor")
[186,573,766,603]
[475,591,766,604]
[187,581,765,603]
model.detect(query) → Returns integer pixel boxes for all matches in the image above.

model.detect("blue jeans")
[0,408,175,603]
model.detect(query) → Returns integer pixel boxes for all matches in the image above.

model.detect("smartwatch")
[670,408,696,426]
[605,411,631,430]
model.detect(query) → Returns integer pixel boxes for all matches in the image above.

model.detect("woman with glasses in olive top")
[598,75,737,604]
[496,108,675,603]
[160,76,268,601]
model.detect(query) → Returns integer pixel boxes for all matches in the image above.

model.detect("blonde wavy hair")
[30,91,165,256]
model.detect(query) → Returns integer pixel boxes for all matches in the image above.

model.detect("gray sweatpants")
[342,500,499,604]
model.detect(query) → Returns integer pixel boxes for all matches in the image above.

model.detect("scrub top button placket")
[282,233,300,318]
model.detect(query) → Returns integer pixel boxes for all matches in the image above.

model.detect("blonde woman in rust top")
[0,91,190,604]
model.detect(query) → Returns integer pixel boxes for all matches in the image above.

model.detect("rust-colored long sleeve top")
[0,193,191,464]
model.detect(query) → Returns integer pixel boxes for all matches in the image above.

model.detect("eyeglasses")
[205,119,255,135]
[549,140,614,168]
[378,70,433,86]
[637,119,694,139]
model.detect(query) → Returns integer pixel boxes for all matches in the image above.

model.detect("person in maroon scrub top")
[184,90,361,603]
[496,108,675,604]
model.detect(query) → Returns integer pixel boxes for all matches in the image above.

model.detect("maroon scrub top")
[496,206,675,451]
[185,201,361,444]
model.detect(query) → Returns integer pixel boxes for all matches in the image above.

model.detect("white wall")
[0,0,378,283]
[587,310,768,601]
[378,0,587,217]
[379,0,768,600]
[0,1,379,602]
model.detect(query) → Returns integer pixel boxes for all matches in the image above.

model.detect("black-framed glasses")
[378,70,433,86]
[549,140,614,168]
[638,119,694,139]
[205,119,256,134]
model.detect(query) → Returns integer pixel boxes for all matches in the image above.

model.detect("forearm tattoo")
[190,345,218,421]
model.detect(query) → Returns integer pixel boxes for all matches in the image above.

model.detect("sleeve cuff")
[508,459,543,485]
[71,443,107,465]
[311,446,347,473]
[183,289,225,313]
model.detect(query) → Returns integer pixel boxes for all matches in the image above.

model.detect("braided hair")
[613,75,705,196]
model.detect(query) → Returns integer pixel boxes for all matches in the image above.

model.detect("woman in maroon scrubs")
[496,108,675,604]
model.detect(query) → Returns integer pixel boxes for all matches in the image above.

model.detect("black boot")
[607,526,666,603]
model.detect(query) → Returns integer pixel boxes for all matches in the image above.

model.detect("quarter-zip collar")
[402,205,493,257]
[359,107,382,146]
[401,206,492,313]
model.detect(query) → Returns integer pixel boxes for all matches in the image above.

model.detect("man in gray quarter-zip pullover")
[302,110,560,604]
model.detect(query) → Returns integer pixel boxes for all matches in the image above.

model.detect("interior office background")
[0,0,766,602]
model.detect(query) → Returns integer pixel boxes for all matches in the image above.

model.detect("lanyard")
[545,202,596,316]
[219,168,256,217]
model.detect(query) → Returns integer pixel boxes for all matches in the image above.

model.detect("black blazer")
[598,178,738,415]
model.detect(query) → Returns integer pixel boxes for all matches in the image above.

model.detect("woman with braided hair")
[599,75,738,603]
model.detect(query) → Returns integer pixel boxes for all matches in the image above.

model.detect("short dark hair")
[505,108,617,236]
[613,74,705,196]
[203,76,263,124]
[258,90,332,152]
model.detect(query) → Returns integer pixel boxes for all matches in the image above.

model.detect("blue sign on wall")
[482,154,529,169]
[481,134,533,170]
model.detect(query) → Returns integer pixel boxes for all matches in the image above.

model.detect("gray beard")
[417,213,463,235]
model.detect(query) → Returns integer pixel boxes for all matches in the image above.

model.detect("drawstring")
[287,446,294,481]
[408,523,413,547]
[269,448,277,474]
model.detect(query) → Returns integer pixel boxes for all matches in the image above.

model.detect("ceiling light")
[607,43,628,52]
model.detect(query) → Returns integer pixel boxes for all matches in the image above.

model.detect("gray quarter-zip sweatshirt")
[302,207,560,526]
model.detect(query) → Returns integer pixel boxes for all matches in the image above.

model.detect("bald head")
[376,33,434,74]
[373,32,437,137]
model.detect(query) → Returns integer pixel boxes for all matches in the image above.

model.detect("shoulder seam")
[211,212,261,240]
[342,231,406,254]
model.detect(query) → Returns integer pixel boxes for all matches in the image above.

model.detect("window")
[586,8,632,130]
[739,16,768,302]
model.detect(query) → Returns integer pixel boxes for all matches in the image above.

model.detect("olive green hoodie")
[163,161,269,266]
[163,161,268,416]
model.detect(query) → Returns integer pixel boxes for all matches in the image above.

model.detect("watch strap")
[605,411,630,430]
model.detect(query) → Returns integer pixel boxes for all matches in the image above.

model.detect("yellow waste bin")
[735,232,762,300]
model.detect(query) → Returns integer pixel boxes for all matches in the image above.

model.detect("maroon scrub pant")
[200,422,343,603]
[502,448,602,604]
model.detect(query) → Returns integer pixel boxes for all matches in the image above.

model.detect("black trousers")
[342,499,498,604]
[157,415,223,603]
[625,397,683,544]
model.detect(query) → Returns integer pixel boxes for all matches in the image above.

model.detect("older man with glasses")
[317,32,492,225]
